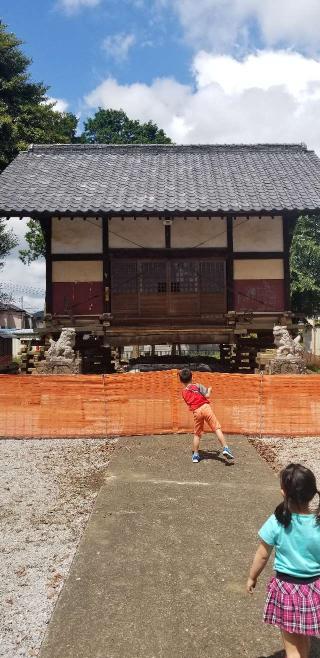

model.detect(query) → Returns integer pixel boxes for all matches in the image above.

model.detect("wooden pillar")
[226,216,234,311]
[103,216,111,314]
[282,214,291,312]
[164,217,171,248]
[42,217,52,314]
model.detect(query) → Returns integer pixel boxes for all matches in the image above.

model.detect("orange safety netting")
[0,371,319,438]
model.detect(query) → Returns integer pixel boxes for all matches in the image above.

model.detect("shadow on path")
[258,637,320,658]
[199,449,234,466]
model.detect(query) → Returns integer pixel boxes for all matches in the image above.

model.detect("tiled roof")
[1,143,320,215]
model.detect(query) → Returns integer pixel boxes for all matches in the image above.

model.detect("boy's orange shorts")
[193,403,221,436]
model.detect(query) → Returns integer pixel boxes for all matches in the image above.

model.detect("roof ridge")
[27,142,309,154]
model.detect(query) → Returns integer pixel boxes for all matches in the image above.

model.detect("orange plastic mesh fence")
[0,372,319,438]
[0,376,106,438]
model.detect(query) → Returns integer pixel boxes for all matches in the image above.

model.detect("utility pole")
[19,296,24,328]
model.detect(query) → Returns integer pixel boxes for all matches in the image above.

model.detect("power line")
[0,280,45,296]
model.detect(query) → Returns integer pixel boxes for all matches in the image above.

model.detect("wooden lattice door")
[111,257,226,320]
[168,261,200,316]
[139,260,167,317]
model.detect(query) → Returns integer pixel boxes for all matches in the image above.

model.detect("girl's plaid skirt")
[264,576,320,636]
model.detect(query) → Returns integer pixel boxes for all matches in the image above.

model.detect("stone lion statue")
[47,327,76,361]
[273,325,304,360]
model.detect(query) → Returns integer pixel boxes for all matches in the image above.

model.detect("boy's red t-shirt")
[182,384,210,411]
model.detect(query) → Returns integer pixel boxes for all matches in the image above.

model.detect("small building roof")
[0,302,26,313]
[0,328,36,337]
[0,331,13,340]
[1,143,320,215]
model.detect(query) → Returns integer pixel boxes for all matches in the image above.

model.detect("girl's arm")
[246,540,273,594]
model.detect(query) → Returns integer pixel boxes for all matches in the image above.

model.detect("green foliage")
[82,108,172,144]
[290,213,320,314]
[15,104,78,152]
[19,219,45,265]
[0,22,78,171]
[0,218,18,265]
[0,218,18,301]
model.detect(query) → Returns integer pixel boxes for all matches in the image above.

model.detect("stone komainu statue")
[34,327,81,374]
[273,325,304,360]
[47,327,76,361]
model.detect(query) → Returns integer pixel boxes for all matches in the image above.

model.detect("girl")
[247,463,320,658]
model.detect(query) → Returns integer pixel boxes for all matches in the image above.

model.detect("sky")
[2,0,320,311]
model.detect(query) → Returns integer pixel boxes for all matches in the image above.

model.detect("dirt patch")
[0,438,117,658]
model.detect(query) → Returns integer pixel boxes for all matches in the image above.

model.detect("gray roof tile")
[0,143,320,215]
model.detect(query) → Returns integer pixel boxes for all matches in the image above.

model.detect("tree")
[19,219,45,265]
[82,108,172,144]
[0,22,78,171]
[0,218,18,302]
[0,22,78,262]
[290,213,320,315]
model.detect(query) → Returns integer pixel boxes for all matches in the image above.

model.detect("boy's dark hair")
[179,368,192,384]
[275,463,320,527]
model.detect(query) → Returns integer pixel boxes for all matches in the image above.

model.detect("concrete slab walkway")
[39,435,320,658]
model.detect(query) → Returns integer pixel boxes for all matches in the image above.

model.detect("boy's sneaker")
[222,446,234,461]
[192,452,201,463]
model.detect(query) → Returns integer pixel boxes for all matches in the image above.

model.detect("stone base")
[268,357,307,375]
[33,357,82,375]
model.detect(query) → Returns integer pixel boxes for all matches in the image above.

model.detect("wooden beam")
[51,253,103,261]
[232,251,284,259]
[109,248,228,258]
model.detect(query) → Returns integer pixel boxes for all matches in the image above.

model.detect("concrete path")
[39,435,320,658]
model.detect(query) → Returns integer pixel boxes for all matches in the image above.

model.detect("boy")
[179,368,234,463]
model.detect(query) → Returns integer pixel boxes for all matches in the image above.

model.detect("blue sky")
[2,0,192,123]
[3,0,320,308]
[3,0,320,143]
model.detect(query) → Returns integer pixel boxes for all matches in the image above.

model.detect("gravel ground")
[0,438,116,658]
[251,435,320,483]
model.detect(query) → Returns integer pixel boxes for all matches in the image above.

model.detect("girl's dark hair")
[179,368,192,384]
[275,463,320,528]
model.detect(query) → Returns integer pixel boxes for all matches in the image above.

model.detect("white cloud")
[102,33,136,61]
[169,0,320,53]
[194,51,320,100]
[57,0,101,14]
[84,50,320,152]
[46,96,69,113]
[1,219,45,313]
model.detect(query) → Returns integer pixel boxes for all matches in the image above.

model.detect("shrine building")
[1,143,320,371]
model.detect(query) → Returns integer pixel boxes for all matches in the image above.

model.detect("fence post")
[171,370,179,433]
[259,371,264,439]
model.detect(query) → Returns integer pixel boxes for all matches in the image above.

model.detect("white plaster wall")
[304,323,320,356]
[0,311,23,329]
[234,259,284,280]
[171,217,227,248]
[52,261,103,282]
[233,216,283,252]
[109,217,165,248]
[52,217,103,254]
